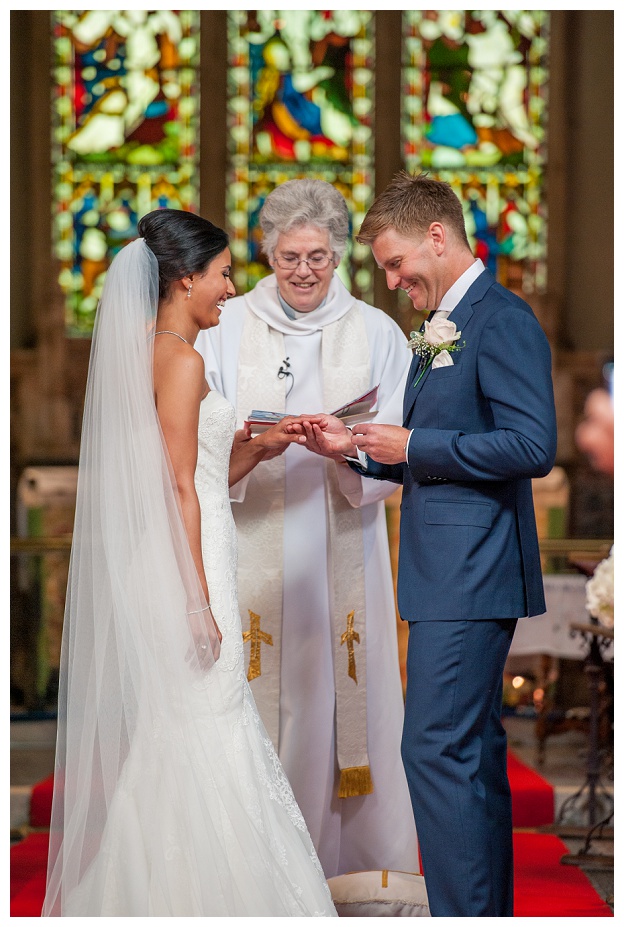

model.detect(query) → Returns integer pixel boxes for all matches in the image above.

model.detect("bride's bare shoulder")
[154,340,206,405]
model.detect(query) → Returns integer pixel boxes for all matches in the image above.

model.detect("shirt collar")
[436,259,485,316]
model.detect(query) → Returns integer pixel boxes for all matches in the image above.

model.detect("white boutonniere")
[407,317,464,387]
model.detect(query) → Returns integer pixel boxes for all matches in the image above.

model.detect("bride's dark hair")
[138,208,229,299]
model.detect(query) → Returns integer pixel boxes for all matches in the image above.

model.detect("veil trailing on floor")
[42,239,220,914]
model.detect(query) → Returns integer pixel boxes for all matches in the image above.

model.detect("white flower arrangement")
[407,317,464,387]
[585,546,614,629]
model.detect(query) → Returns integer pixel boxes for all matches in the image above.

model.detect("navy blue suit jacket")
[359,269,557,622]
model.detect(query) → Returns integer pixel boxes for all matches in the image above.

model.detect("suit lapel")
[450,267,494,329]
[446,295,474,344]
[403,354,432,422]
[444,269,494,345]
[402,270,494,425]
[403,351,423,419]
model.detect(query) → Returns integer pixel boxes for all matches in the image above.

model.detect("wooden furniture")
[556,621,614,829]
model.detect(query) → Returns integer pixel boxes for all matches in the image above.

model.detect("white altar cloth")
[509,574,614,661]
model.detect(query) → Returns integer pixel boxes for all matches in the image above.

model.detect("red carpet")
[10,832,48,916]
[513,832,613,916]
[508,749,555,827]
[28,773,54,829]
[11,762,611,917]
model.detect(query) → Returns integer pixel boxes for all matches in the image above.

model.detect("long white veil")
[42,239,220,914]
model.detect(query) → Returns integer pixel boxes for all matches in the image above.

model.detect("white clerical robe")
[197,273,419,878]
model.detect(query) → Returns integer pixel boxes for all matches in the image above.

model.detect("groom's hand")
[289,414,354,459]
[351,423,411,465]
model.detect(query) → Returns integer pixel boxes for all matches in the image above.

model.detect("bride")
[42,209,337,916]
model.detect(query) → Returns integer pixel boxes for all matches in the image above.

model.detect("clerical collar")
[278,291,327,320]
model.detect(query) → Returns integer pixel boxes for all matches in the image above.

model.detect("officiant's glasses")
[274,252,333,271]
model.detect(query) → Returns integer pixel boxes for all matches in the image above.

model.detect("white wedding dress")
[61,390,337,916]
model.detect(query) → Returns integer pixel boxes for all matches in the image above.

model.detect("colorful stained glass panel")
[52,10,200,335]
[227,11,375,300]
[402,10,548,302]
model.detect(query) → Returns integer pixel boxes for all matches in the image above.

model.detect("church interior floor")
[10,713,613,911]
[504,714,614,910]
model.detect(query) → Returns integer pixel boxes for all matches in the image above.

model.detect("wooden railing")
[536,539,612,557]
[10,536,73,553]
[11,536,613,557]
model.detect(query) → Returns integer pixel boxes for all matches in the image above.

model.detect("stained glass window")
[226,11,375,300]
[402,10,548,305]
[52,10,201,336]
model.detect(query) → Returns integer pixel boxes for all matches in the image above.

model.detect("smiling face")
[370,226,446,315]
[269,225,337,313]
[190,247,236,329]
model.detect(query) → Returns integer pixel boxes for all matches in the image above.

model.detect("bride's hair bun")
[138,208,229,299]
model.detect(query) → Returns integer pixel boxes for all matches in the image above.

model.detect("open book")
[244,384,380,435]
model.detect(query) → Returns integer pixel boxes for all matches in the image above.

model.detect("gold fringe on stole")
[338,765,374,798]
[381,870,389,889]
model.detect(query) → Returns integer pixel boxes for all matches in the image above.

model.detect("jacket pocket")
[428,362,462,379]
[424,500,492,528]
[429,353,464,378]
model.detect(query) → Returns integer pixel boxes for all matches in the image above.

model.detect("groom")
[298,172,557,916]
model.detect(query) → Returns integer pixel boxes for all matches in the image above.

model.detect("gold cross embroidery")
[341,610,360,684]
[242,610,273,681]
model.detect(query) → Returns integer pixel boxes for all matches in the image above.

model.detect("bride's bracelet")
[186,604,213,616]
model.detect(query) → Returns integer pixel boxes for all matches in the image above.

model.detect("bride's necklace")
[154,330,189,344]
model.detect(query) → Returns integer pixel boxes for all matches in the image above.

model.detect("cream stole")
[236,303,373,798]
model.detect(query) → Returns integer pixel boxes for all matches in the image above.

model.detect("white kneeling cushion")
[327,870,430,917]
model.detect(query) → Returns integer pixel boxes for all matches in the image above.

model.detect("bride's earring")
[186,282,193,300]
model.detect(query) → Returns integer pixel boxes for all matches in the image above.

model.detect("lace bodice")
[195,389,236,500]
[194,390,242,675]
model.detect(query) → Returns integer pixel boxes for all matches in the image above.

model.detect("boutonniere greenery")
[407,317,464,387]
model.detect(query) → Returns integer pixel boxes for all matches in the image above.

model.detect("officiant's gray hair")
[259,179,350,262]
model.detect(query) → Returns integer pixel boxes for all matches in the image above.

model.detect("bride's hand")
[255,415,318,460]
[185,606,222,671]
[231,426,252,454]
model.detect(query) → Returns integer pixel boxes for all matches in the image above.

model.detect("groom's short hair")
[356,171,471,249]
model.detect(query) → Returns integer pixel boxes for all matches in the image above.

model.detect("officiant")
[196,178,418,878]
